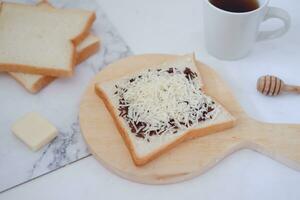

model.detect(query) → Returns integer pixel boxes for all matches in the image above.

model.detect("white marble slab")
[0,0,300,198]
[0,0,131,192]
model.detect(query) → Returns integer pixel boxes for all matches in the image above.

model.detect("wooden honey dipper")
[257,75,300,96]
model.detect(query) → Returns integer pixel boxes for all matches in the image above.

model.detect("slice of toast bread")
[10,34,100,93]
[0,2,96,77]
[95,54,236,166]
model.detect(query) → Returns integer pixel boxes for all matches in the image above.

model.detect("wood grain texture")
[79,54,300,184]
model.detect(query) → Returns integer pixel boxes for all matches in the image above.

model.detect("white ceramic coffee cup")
[203,0,291,60]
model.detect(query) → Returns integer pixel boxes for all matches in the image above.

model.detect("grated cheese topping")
[114,67,218,142]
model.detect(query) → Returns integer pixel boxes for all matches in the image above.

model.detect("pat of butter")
[12,112,58,151]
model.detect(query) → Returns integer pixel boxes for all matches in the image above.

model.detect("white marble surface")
[0,0,131,192]
[1,0,300,199]
[2,150,300,200]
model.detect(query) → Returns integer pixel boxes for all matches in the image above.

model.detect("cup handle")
[257,7,291,41]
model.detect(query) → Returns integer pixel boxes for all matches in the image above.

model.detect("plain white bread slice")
[95,54,236,166]
[10,34,100,93]
[0,2,96,77]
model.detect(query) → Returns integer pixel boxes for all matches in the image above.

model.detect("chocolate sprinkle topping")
[184,67,197,80]
[114,67,216,141]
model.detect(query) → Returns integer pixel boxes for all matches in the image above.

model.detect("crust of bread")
[36,0,49,6]
[30,76,56,94]
[0,2,96,77]
[76,39,100,64]
[95,84,235,166]
[10,37,100,93]
[9,72,55,93]
[72,12,96,46]
[0,61,73,77]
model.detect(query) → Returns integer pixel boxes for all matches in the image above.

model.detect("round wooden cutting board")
[79,54,300,184]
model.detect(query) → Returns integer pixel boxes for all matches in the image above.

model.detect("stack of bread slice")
[0,1,100,93]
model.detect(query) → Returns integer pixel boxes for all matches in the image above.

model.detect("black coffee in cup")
[209,0,259,13]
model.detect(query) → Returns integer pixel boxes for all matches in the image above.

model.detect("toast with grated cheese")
[10,34,100,93]
[95,54,236,166]
[0,2,95,77]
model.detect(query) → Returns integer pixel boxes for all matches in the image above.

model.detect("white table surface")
[1,0,300,199]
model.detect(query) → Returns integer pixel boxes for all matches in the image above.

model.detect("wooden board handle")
[245,120,300,171]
